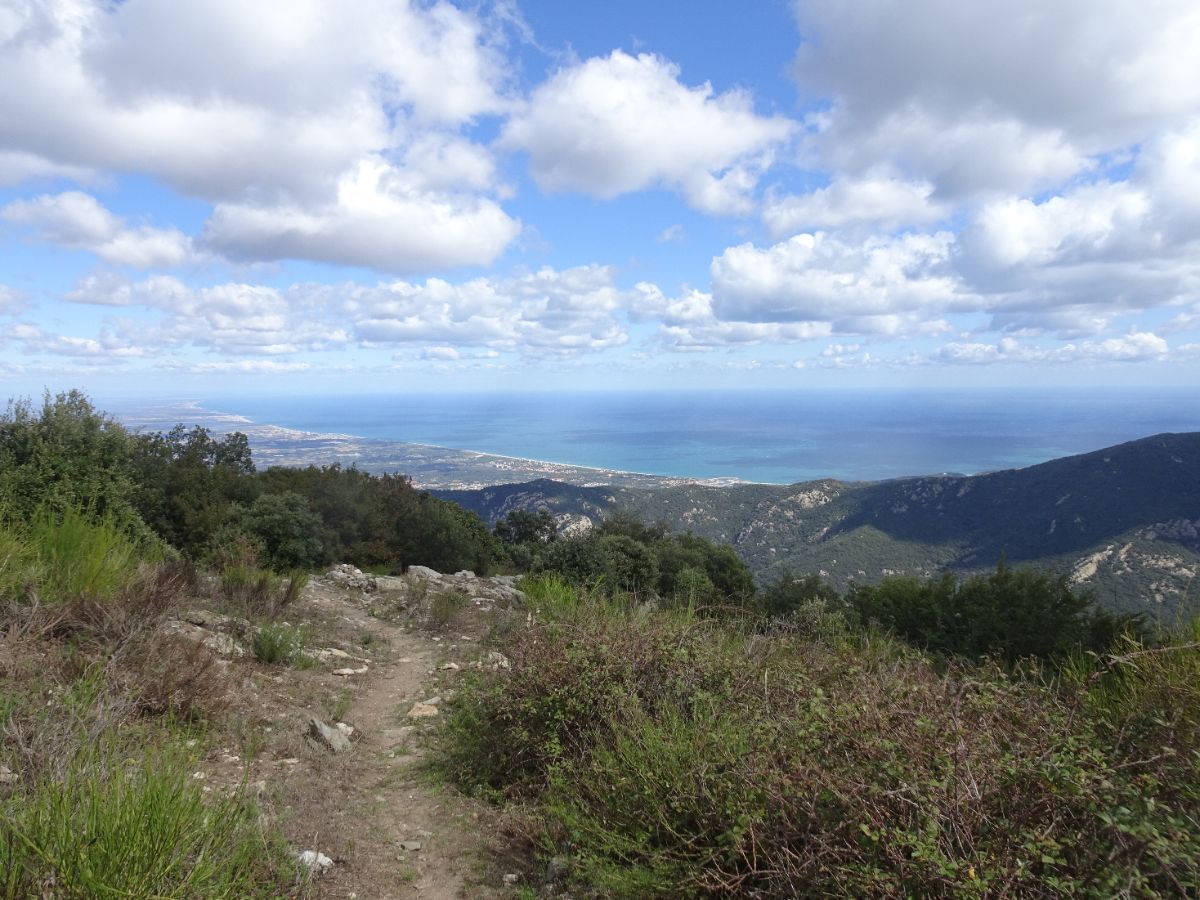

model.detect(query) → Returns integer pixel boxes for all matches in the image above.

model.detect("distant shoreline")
[115,400,760,490]
[111,390,1200,488]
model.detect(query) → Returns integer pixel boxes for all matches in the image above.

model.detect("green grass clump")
[0,736,296,898]
[441,583,1200,897]
[251,622,312,666]
[0,505,151,605]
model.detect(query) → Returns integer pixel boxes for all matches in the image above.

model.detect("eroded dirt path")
[200,572,512,899]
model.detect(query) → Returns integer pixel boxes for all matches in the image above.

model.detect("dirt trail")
[215,574,509,899]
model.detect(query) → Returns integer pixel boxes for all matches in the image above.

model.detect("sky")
[1,0,1199,398]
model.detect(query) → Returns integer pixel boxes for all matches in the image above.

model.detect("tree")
[495,508,558,546]
[758,570,839,618]
[0,390,149,539]
[848,559,1120,663]
[129,425,259,554]
[232,491,323,571]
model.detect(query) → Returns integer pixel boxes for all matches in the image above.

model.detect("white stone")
[298,850,334,871]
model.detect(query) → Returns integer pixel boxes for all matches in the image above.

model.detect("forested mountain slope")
[435,433,1200,618]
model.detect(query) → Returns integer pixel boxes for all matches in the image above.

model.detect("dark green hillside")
[837,432,1200,564]
[432,477,629,529]
[434,433,1200,619]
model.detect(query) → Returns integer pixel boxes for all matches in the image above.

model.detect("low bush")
[216,564,306,621]
[441,582,1200,897]
[115,631,233,721]
[429,588,469,629]
[251,622,312,666]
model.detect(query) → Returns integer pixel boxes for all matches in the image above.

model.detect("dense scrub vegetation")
[1,390,504,577]
[0,402,300,895]
[442,577,1200,897]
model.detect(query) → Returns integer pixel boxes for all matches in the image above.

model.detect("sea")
[194,388,1200,485]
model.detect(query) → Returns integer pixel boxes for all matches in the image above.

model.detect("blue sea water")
[203,388,1200,484]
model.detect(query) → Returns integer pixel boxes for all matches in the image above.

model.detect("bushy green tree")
[757,569,840,618]
[393,494,502,575]
[849,558,1130,662]
[534,533,610,586]
[598,533,659,595]
[533,513,756,606]
[230,491,323,571]
[129,425,259,554]
[495,508,558,546]
[0,391,159,549]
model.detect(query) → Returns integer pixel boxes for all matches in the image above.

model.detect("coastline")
[115,400,762,490]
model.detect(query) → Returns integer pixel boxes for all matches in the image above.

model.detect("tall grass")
[28,505,142,600]
[0,521,35,601]
[1,735,295,898]
[0,505,150,606]
[218,565,307,620]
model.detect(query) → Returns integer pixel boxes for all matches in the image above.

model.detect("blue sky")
[1,0,1199,398]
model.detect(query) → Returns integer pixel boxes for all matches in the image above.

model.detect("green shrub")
[441,588,1200,897]
[251,621,311,666]
[216,565,305,621]
[848,558,1134,663]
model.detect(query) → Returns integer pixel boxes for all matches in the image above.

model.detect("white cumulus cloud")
[763,173,949,234]
[710,231,965,324]
[503,50,794,214]
[203,158,520,272]
[792,0,1200,196]
[1,191,194,267]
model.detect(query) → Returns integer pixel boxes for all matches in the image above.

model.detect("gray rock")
[307,716,352,752]
[202,632,245,658]
[407,565,442,580]
[373,575,409,592]
[545,856,570,884]
[326,564,377,591]
[400,840,423,852]
[182,608,223,629]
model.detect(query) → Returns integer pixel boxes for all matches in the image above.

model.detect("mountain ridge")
[433,432,1200,620]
